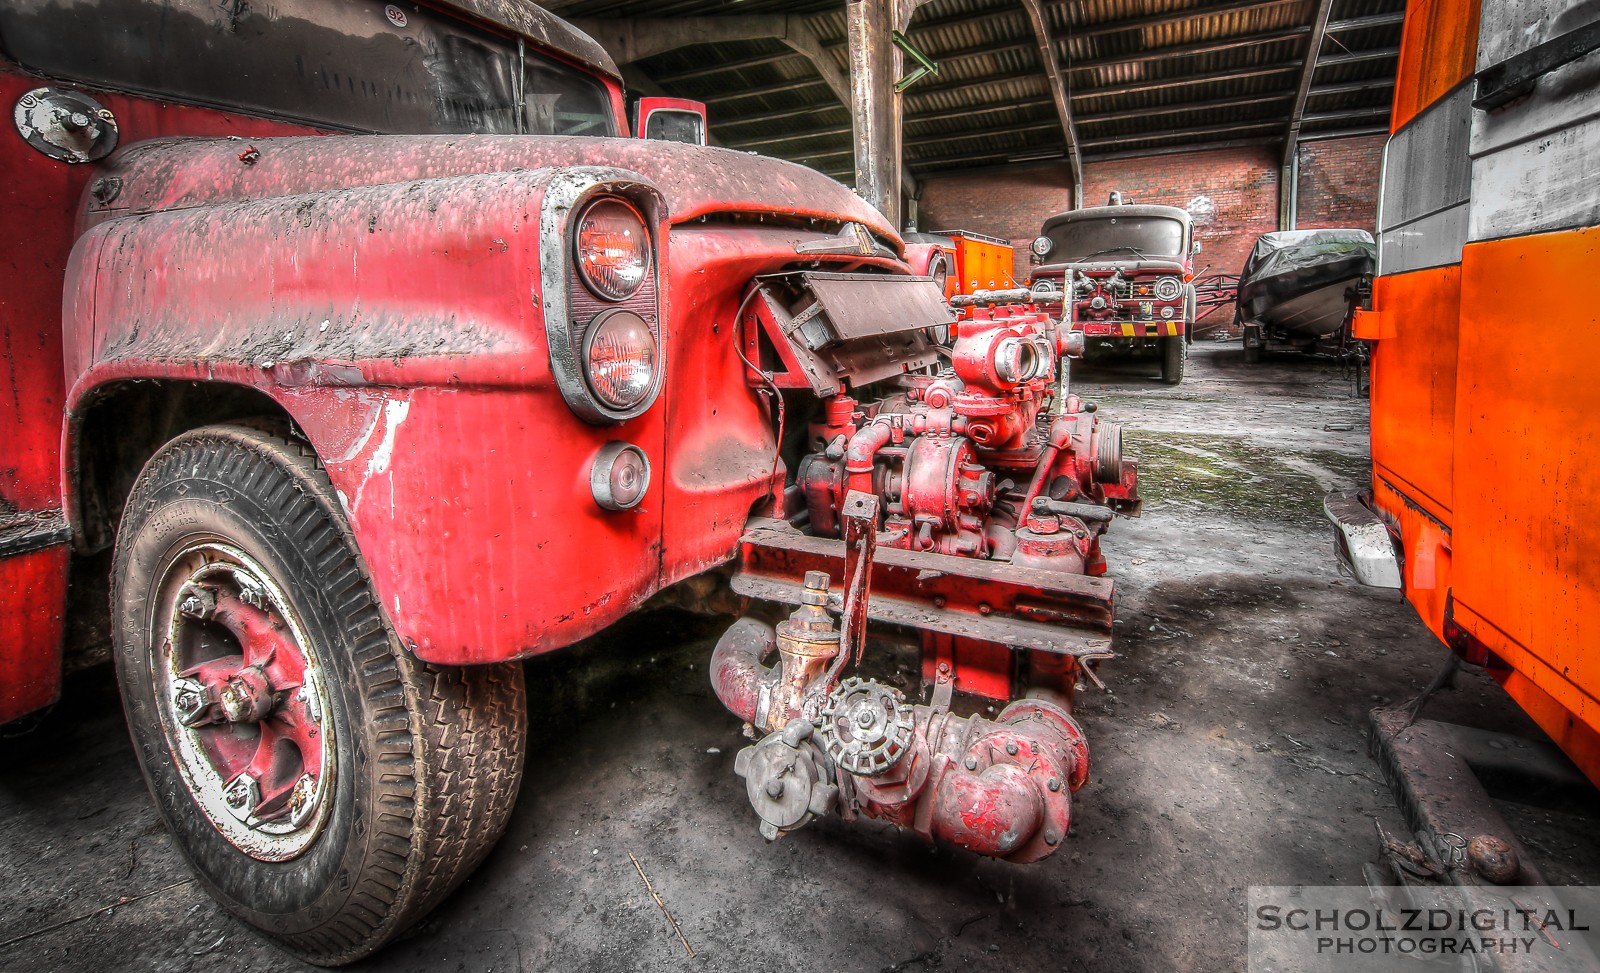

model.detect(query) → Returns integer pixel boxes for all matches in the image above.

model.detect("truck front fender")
[65,166,673,664]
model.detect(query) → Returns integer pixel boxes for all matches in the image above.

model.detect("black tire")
[1159,335,1186,385]
[111,422,526,965]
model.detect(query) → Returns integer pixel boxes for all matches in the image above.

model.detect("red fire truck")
[2,0,1138,963]
[1030,197,1199,385]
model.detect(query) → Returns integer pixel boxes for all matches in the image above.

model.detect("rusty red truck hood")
[82,134,898,245]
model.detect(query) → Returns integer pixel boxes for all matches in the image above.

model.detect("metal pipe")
[846,0,902,226]
[931,763,1046,857]
[1032,497,1115,523]
[843,418,895,496]
[710,618,778,725]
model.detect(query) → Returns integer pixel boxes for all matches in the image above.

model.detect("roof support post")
[1280,0,1335,228]
[1020,0,1084,208]
[573,13,918,202]
[846,0,902,226]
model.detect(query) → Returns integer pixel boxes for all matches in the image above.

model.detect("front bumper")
[1324,491,1402,589]
[1080,320,1184,338]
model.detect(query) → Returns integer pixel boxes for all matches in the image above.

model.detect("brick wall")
[916,145,1282,279]
[1294,135,1385,232]
[913,137,1383,281]
[1082,145,1281,277]
[915,162,1073,284]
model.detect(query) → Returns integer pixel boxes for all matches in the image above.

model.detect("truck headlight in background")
[1031,236,1052,257]
[584,309,657,410]
[1154,275,1182,302]
[575,196,651,301]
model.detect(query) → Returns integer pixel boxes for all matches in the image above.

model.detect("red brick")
[915,137,1383,281]
[1294,135,1385,231]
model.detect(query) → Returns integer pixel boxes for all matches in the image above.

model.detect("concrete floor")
[4,341,1597,972]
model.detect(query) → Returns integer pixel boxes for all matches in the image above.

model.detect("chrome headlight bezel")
[539,173,667,425]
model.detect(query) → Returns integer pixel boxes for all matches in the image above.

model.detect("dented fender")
[63,164,671,664]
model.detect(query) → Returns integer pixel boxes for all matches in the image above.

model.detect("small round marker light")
[591,442,651,511]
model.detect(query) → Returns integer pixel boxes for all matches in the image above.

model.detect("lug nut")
[1047,777,1062,792]
[964,756,978,771]
[1005,741,1019,756]
[287,774,319,828]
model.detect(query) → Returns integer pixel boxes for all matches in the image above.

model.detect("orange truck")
[1326,0,1600,785]
[904,229,1017,301]
[940,229,1018,294]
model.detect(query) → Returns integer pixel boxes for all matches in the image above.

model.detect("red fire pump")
[712,275,1138,863]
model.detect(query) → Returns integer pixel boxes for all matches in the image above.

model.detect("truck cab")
[1030,199,1197,385]
[2,0,1137,963]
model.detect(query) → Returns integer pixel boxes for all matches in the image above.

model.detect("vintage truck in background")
[1029,196,1198,385]
[1,0,1138,963]
[1327,0,1600,788]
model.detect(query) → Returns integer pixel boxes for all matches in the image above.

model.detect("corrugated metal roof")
[546,0,1403,179]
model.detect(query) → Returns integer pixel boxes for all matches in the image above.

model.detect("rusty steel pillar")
[846,0,901,227]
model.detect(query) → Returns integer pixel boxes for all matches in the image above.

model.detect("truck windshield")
[0,0,616,136]
[1044,216,1186,262]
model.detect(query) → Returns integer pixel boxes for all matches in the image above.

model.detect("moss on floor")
[1122,430,1370,528]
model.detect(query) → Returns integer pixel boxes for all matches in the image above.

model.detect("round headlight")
[575,196,650,301]
[1155,276,1182,302]
[583,309,657,410]
[1031,236,1052,257]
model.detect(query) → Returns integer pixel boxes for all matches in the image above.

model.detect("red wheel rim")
[150,540,336,861]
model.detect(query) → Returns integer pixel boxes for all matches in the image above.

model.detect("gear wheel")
[818,677,915,777]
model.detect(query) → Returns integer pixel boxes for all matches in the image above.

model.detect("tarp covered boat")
[1236,229,1376,340]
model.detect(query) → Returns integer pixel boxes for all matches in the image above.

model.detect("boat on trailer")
[1236,229,1375,355]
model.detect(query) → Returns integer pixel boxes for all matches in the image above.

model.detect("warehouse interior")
[559,0,1402,275]
[2,0,1598,971]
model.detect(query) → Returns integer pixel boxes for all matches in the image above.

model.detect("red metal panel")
[79,135,899,244]
[63,147,903,666]
[656,225,796,582]
[0,548,68,723]
[67,167,669,665]
[0,66,319,722]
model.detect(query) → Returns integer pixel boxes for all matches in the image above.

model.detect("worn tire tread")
[113,420,525,966]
